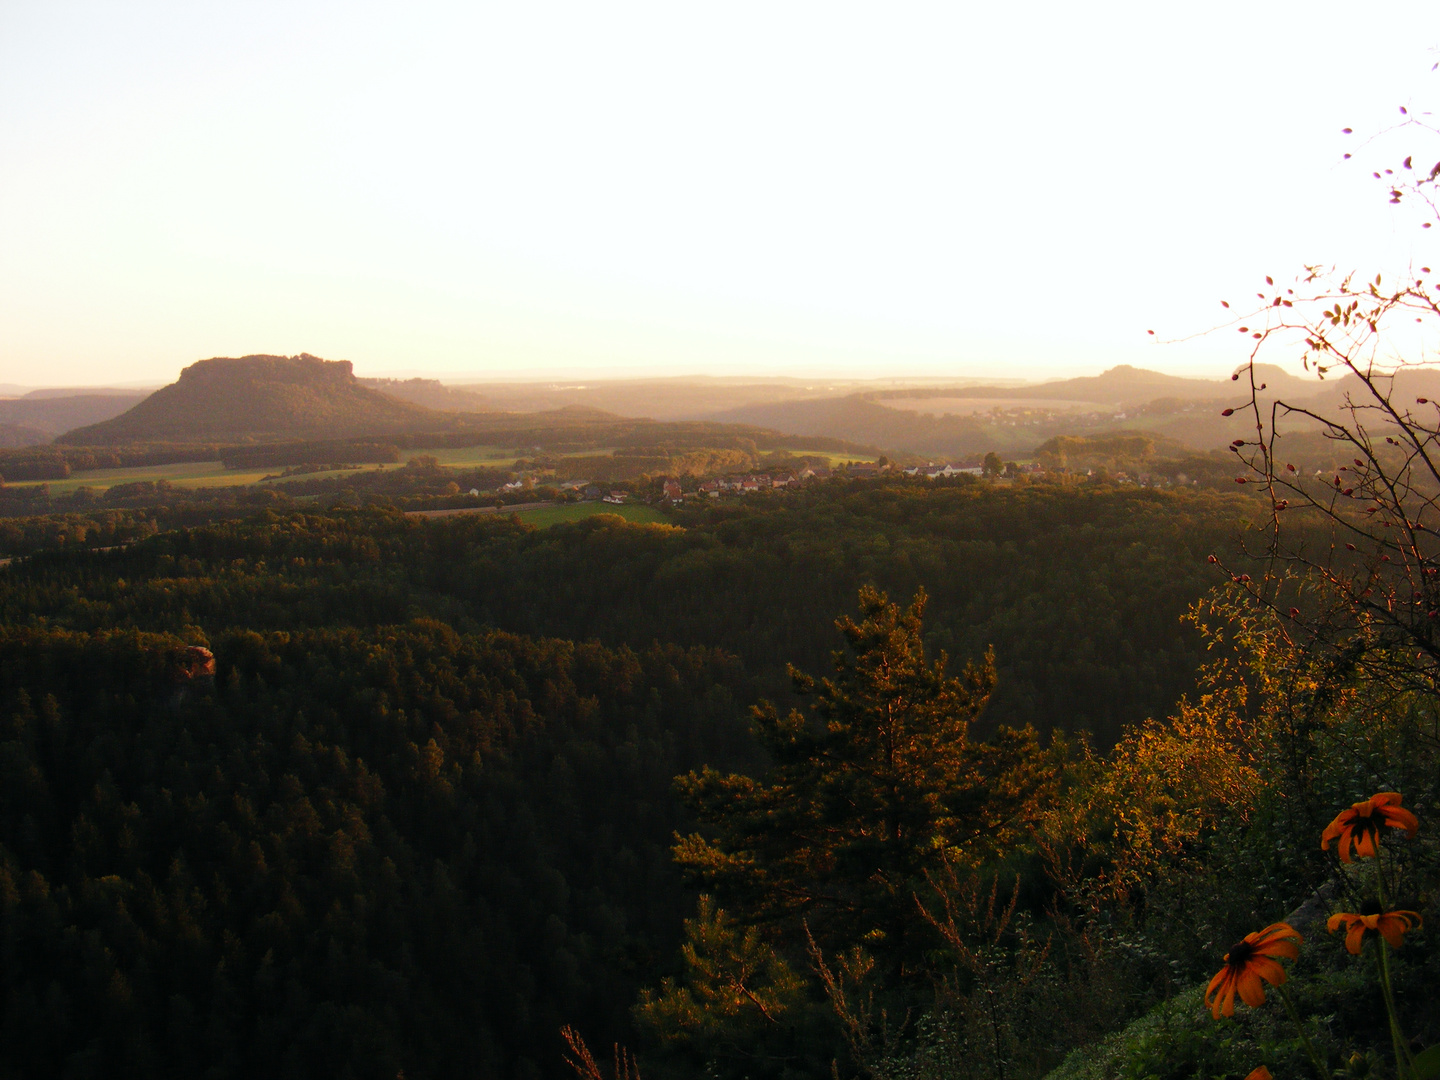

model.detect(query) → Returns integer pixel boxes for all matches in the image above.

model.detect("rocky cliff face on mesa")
[58,354,442,444]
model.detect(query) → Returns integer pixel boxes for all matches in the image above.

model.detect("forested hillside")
[0,482,1250,746]
[0,471,1434,1080]
[0,393,147,440]
[0,481,1247,1078]
[0,623,756,1079]
[59,355,440,444]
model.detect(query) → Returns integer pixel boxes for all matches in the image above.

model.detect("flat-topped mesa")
[58,353,441,445]
[176,353,355,383]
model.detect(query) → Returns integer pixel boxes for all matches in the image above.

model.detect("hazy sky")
[1,1,1436,387]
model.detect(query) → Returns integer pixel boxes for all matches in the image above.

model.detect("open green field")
[7,443,864,497]
[8,461,383,496]
[420,446,525,468]
[778,448,875,465]
[9,448,517,496]
[513,502,667,528]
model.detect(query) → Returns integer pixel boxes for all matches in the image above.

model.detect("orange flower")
[1245,1068,1272,1080]
[1327,905,1423,954]
[1321,792,1419,862]
[1204,923,1302,1019]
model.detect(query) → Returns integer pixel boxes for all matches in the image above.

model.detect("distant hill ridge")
[60,354,446,445]
[711,363,1327,455]
[51,354,1338,455]
[870,364,1312,405]
[357,376,501,413]
[0,392,148,443]
[0,421,54,449]
[47,354,876,458]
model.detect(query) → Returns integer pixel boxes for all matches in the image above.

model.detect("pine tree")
[673,587,1055,960]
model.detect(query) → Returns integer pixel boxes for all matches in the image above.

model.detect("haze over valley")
[0,354,1337,461]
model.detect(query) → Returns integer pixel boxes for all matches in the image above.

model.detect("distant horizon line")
[1,358,1309,397]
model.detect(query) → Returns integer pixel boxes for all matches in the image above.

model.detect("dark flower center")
[1352,817,1380,839]
[1227,939,1255,966]
[1360,898,1383,916]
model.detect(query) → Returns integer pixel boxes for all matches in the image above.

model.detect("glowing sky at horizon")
[1,1,1437,388]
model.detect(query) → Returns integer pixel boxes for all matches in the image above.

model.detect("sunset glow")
[1,0,1436,385]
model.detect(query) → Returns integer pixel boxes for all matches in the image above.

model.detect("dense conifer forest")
[1,478,1435,1079]
[0,482,1219,1075]
[0,482,1250,745]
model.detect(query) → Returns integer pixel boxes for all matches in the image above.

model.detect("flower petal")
[1376,911,1420,947]
[1251,923,1302,959]
[1255,938,1299,961]
[1247,955,1289,988]
[1205,969,1226,1003]
[1346,921,1366,954]
[1216,982,1237,1017]
[1254,922,1302,942]
[1205,969,1236,1018]
[1236,970,1268,1008]
[1381,804,1419,836]
[1321,816,1348,850]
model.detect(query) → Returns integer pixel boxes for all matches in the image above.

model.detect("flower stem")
[1372,844,1415,1077]
[1377,939,1417,1079]
[1375,842,1391,909]
[1276,983,1332,1080]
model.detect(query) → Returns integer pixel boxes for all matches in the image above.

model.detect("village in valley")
[478,448,1213,513]
[490,457,1065,509]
